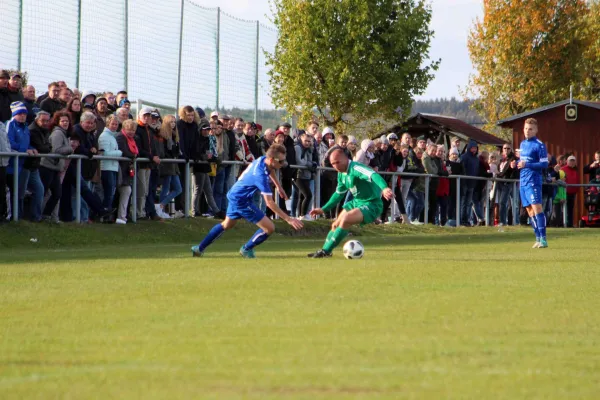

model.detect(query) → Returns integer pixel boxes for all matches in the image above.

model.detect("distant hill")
[411,98,484,125]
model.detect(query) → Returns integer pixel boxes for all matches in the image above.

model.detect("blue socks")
[198,223,225,251]
[535,212,547,240]
[243,229,270,251]
[530,216,540,241]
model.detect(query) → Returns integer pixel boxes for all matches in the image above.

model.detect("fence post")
[275,168,280,219]
[75,158,81,224]
[485,180,490,226]
[314,168,321,216]
[512,181,518,226]
[75,0,82,88]
[391,174,398,221]
[424,175,430,224]
[216,7,221,111]
[175,0,185,112]
[456,176,461,227]
[12,156,19,221]
[184,160,190,217]
[254,21,259,123]
[132,159,137,223]
[562,190,568,227]
[18,0,23,71]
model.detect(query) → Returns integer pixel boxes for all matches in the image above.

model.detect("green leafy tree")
[466,0,589,124]
[266,0,439,132]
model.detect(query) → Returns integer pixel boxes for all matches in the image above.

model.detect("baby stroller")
[579,186,600,228]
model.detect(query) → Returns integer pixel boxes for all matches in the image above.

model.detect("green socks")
[323,228,349,253]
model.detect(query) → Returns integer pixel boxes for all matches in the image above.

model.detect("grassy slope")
[1,221,600,399]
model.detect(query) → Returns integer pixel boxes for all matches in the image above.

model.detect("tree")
[466,0,589,124]
[266,0,439,132]
[581,0,600,100]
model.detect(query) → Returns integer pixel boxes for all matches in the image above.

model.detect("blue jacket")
[6,118,32,174]
[460,139,480,188]
[98,128,122,172]
[519,136,548,187]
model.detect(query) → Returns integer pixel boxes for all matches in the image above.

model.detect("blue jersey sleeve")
[257,167,272,195]
[528,142,548,170]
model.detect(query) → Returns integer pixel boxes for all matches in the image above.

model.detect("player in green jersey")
[307,149,394,258]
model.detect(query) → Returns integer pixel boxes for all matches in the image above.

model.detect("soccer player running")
[191,144,303,258]
[307,149,394,258]
[518,118,549,248]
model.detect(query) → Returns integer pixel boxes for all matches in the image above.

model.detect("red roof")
[413,114,507,146]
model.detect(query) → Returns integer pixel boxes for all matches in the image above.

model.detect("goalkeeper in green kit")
[307,149,394,258]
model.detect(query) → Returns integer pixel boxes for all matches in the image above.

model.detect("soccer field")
[1,222,600,399]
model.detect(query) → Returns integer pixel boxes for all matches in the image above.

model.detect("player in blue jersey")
[191,144,303,258]
[518,118,549,248]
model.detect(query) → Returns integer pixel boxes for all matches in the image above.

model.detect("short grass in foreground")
[1,223,600,399]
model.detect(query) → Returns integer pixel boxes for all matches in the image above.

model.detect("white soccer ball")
[343,240,364,259]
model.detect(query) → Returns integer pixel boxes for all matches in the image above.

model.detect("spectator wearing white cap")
[210,111,219,121]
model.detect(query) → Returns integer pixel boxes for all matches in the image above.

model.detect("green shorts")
[343,200,383,225]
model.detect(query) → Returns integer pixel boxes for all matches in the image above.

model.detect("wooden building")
[497,99,600,223]
[383,113,507,148]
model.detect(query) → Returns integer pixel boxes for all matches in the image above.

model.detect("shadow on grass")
[2,227,594,265]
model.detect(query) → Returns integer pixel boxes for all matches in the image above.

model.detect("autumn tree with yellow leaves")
[466,0,593,124]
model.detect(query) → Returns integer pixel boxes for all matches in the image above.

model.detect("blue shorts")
[226,200,265,224]
[520,183,542,207]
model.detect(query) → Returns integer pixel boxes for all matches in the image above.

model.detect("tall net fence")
[0,0,283,127]
[22,0,79,89]
[257,24,287,129]
[218,12,257,112]
[0,0,20,69]
[79,0,127,92]
[179,2,218,110]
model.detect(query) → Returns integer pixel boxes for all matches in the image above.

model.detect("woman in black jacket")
[190,122,222,218]
[176,106,199,214]
[156,115,182,218]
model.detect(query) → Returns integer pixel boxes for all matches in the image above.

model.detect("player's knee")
[339,216,352,229]
[261,220,275,235]
[221,219,235,230]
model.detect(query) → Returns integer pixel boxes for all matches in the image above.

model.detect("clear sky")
[192,0,484,101]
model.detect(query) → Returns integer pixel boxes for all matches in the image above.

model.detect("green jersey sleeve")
[321,174,348,213]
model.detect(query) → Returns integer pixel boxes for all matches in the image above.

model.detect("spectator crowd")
[0,69,595,227]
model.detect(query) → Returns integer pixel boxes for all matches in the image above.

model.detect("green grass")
[1,220,600,399]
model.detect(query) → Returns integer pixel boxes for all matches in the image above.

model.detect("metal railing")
[2,151,592,227]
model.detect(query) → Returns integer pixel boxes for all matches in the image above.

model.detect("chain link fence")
[1,0,282,126]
